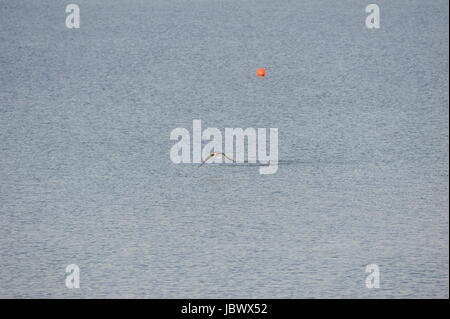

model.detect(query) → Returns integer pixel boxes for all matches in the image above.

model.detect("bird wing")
[199,154,214,167]
[220,153,235,163]
[199,153,235,168]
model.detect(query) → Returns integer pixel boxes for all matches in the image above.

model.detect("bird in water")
[199,152,235,167]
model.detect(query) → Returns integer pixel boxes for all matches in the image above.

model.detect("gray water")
[0,0,448,298]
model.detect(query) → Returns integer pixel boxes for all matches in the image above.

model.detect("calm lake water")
[0,0,448,298]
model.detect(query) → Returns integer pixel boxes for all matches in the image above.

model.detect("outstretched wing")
[199,152,235,168]
[220,153,235,163]
[199,154,214,167]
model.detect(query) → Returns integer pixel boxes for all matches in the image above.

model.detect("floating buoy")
[256,68,266,77]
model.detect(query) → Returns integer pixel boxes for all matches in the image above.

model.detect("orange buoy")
[256,68,266,77]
